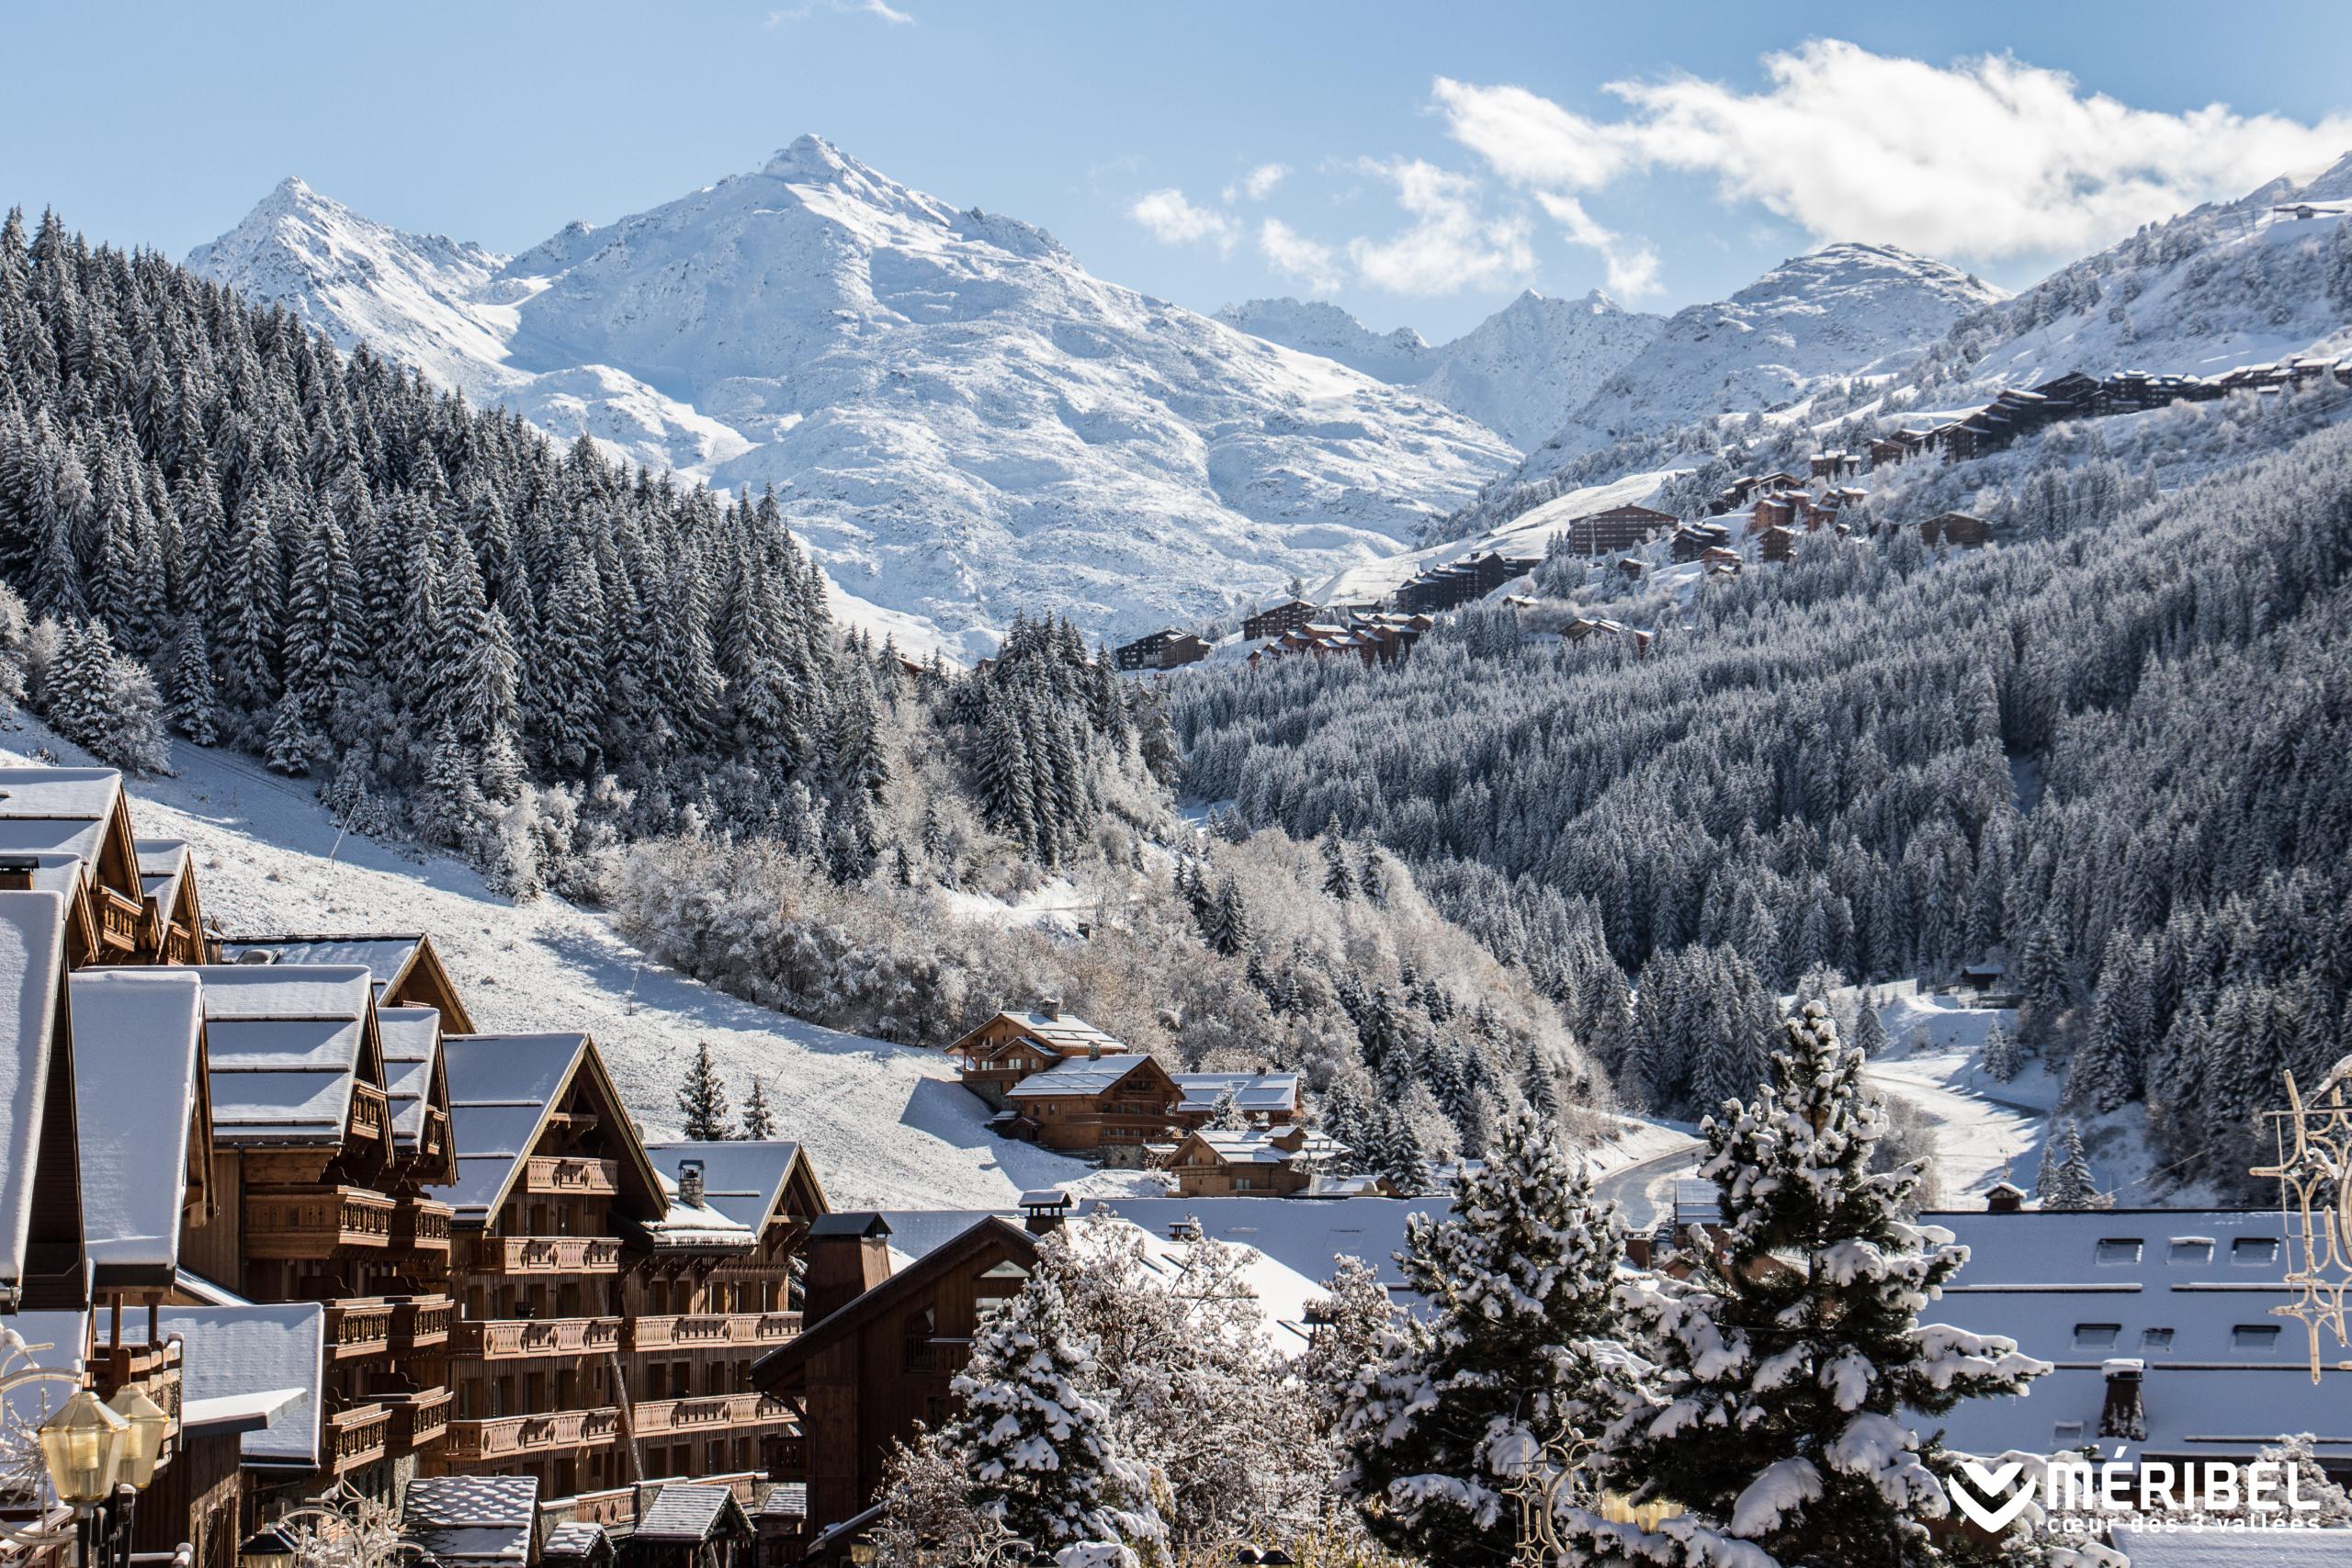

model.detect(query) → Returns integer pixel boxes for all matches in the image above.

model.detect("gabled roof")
[640,1140,829,1233]
[433,1032,664,1225]
[156,1303,326,1466]
[402,1474,539,1566]
[134,838,191,913]
[180,964,381,1146]
[945,1008,1125,1061]
[70,970,208,1286]
[0,769,139,897]
[1175,1128,1341,1166]
[0,891,72,1303]
[636,1167,757,1253]
[752,1216,1039,1390]
[635,1483,752,1545]
[538,1523,610,1564]
[1005,1052,1160,1100]
[217,932,479,1033]
[377,1005,445,1148]
[1170,1070,1300,1116]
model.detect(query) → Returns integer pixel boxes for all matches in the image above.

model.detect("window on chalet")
[2141,1328,2175,1350]
[2232,1325,2282,1351]
[2232,1237,2280,1266]
[2093,1238,2143,1266]
[2053,1422,2086,1445]
[2167,1238,2214,1265]
[903,1306,938,1372]
[2072,1324,2121,1350]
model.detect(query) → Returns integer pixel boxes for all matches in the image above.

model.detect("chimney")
[2098,1359,2146,1441]
[1624,1235,1655,1270]
[677,1159,706,1209]
[1020,1190,1071,1235]
[1986,1178,2026,1213]
[804,1214,894,1324]
[1037,997,1061,1021]
[1086,1042,1101,1061]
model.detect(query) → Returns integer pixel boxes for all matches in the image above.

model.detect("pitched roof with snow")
[183,964,377,1145]
[377,1005,442,1147]
[402,1473,539,1566]
[950,1009,1125,1060]
[70,969,205,1282]
[538,1523,609,1563]
[156,1304,326,1466]
[1080,1194,1449,1309]
[1004,1052,1157,1099]
[1180,1128,1342,1166]
[134,838,190,911]
[433,1032,589,1221]
[218,934,424,998]
[0,891,69,1297]
[640,1140,820,1233]
[639,1166,757,1252]
[634,1483,749,1544]
[1170,1070,1301,1115]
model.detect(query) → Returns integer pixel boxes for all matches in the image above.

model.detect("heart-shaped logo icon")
[1947,1460,2034,1532]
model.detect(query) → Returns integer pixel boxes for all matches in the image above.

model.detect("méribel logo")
[1946,1460,2036,1532]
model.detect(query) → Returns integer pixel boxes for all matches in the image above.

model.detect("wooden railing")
[626,1313,801,1350]
[326,1298,394,1359]
[392,1196,454,1256]
[244,1185,395,1258]
[450,1316,624,1360]
[95,886,142,953]
[327,1404,390,1472]
[539,1488,636,1529]
[628,1392,796,1436]
[475,1235,622,1275]
[347,1083,390,1143]
[444,1406,622,1463]
[418,1106,450,1160]
[391,1295,453,1350]
[522,1156,620,1195]
[385,1387,453,1450]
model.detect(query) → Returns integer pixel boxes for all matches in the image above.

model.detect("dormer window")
[2232,1237,2280,1266]
[2072,1324,2121,1349]
[2232,1325,2282,1351]
[2094,1238,2143,1266]
[2167,1238,2213,1265]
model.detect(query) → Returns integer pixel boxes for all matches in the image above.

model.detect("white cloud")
[767,0,913,25]
[1128,187,1238,254]
[1434,43,2352,267]
[1531,190,1659,300]
[1236,163,1288,202]
[1256,218,1343,295]
[1344,158,1535,296]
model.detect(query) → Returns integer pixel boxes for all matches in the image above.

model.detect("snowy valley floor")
[5,722,1166,1210]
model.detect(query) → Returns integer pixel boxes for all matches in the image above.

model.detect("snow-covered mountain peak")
[1731,242,2007,313]
[763,131,853,179]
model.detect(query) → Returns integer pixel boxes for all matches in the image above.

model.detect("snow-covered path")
[5,724,1159,1211]
[1862,1044,2046,1202]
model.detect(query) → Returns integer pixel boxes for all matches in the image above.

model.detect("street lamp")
[237,1523,300,1568]
[103,1385,170,1491]
[34,1391,128,1506]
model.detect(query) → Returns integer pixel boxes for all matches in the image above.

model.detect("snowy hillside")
[188,138,1517,657]
[0,724,1148,1211]
[1217,288,1664,449]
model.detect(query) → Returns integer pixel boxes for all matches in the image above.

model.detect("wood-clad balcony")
[449,1316,623,1361]
[347,1082,390,1145]
[96,886,142,954]
[416,1106,451,1163]
[522,1156,619,1196]
[391,1295,453,1351]
[541,1488,636,1529]
[327,1404,390,1473]
[444,1406,622,1465]
[628,1392,796,1437]
[385,1388,453,1452]
[325,1298,394,1360]
[392,1196,454,1257]
[244,1185,395,1258]
[625,1313,801,1351]
[471,1235,622,1276]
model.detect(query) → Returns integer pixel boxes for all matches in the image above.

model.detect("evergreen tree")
[164,615,218,746]
[677,1042,733,1140]
[1567,1004,2049,1568]
[2038,1119,2104,1211]
[1340,1110,1631,1567]
[1981,1022,2023,1083]
[741,1076,776,1139]
[1851,1000,1890,1057]
[1320,818,1354,900]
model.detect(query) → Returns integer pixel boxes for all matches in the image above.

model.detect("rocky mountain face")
[189,137,1516,655]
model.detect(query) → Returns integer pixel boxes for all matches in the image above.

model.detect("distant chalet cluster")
[1114,356,2352,678]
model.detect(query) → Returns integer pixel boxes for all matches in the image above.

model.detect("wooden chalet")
[1240,598,1321,641]
[1807,451,1860,479]
[1565,503,1675,556]
[1920,511,1994,549]
[943,1002,1125,1110]
[1562,617,1653,654]
[1169,1070,1300,1129]
[1111,629,1209,672]
[631,1482,755,1568]
[1702,547,1742,576]
[1391,551,1539,615]
[1001,1050,1182,1167]
[1756,525,1799,564]
[751,1213,1046,1550]
[1163,1125,1343,1198]
[218,933,480,1033]
[0,769,151,964]
[135,840,212,964]
[1748,494,1798,534]
[1616,557,1646,580]
[1670,523,1732,563]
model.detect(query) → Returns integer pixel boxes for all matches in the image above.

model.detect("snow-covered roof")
[0,891,69,1298]
[156,1304,325,1466]
[181,1385,307,1438]
[70,969,205,1281]
[173,1268,250,1305]
[1180,1128,1343,1166]
[635,1483,746,1543]
[434,1032,590,1222]
[0,1309,89,1438]
[641,1167,757,1251]
[1080,1194,1450,1308]
[217,934,425,1001]
[640,1140,813,1234]
[0,769,123,822]
[7,852,88,901]
[403,1474,539,1566]
[377,1005,442,1147]
[538,1523,608,1562]
[1005,1052,1156,1099]
[134,838,190,912]
[1170,1071,1301,1115]
[186,964,375,1145]
[963,1008,1126,1059]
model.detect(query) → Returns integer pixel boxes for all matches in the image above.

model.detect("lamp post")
[0,1337,172,1568]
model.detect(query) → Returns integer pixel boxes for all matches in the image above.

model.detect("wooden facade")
[1566,503,1675,556]
[1239,598,1321,640]
[1003,1052,1182,1166]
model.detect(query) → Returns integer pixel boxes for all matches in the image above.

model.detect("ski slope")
[1,723,1154,1211]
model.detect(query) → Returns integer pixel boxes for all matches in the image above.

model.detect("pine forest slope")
[187,137,1519,655]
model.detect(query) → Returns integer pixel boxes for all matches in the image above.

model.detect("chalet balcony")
[522,1156,619,1196]
[385,1387,453,1452]
[628,1392,796,1437]
[327,1404,390,1474]
[243,1185,395,1258]
[471,1235,622,1276]
[391,1295,453,1351]
[347,1082,390,1145]
[325,1298,394,1360]
[96,886,142,953]
[391,1196,454,1257]
[626,1313,800,1351]
[444,1406,621,1465]
[539,1488,636,1529]
[449,1316,623,1360]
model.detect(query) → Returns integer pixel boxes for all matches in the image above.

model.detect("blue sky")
[7,1,2352,339]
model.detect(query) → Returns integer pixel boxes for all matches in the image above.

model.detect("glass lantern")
[36,1390,129,1506]
[105,1384,171,1490]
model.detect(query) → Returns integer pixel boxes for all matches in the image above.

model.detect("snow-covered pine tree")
[2038,1119,2105,1211]
[1300,1255,1397,1425]
[1320,818,1354,900]
[1851,1000,1890,1057]
[1981,1022,2023,1083]
[741,1076,776,1139]
[1566,1002,2051,1568]
[165,615,219,745]
[677,1042,733,1140]
[1339,1109,1631,1567]
[1207,875,1251,957]
[946,1237,1159,1551]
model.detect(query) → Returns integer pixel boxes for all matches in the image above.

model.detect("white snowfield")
[188,137,1516,659]
[0,727,1153,1211]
